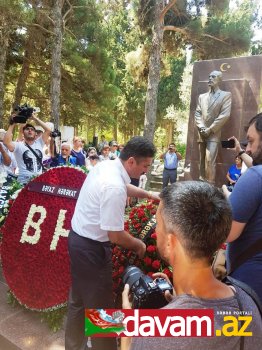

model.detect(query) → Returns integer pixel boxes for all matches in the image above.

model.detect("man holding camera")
[4,112,51,184]
[160,143,182,188]
[122,181,262,350]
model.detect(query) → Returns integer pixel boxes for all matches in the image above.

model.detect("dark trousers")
[162,168,177,188]
[65,230,117,350]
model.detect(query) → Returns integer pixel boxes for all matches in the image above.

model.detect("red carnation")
[151,232,157,239]
[147,245,156,253]
[118,266,124,274]
[163,267,173,278]
[137,210,145,219]
[152,260,161,270]
[147,272,154,279]
[143,256,152,266]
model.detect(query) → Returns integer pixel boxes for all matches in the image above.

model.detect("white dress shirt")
[71,158,130,241]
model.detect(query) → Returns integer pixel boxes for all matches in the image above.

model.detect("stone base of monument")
[149,173,163,191]
[0,267,65,350]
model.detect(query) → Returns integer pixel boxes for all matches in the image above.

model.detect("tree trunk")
[0,30,9,127]
[50,0,63,129]
[113,114,118,140]
[143,2,164,142]
[13,32,35,107]
[13,0,42,107]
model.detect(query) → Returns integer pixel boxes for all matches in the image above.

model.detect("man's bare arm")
[0,143,11,166]
[108,230,146,258]
[3,124,16,152]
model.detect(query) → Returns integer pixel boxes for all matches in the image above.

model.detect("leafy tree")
[0,0,25,126]
[134,0,255,142]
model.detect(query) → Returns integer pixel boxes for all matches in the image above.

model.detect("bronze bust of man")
[195,70,232,184]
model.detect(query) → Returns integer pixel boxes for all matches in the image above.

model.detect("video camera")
[51,129,61,138]
[12,104,40,124]
[122,266,173,309]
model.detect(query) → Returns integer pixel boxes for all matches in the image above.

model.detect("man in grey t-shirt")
[122,181,262,350]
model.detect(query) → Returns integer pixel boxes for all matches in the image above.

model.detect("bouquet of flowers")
[112,200,172,295]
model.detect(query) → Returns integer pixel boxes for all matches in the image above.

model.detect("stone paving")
[0,267,65,350]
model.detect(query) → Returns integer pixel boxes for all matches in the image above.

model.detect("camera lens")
[122,266,144,289]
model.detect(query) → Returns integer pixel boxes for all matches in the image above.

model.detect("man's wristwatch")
[238,150,245,157]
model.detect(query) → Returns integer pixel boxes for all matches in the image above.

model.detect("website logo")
[85,309,214,337]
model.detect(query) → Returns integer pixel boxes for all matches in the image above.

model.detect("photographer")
[122,181,262,350]
[4,111,51,184]
[160,143,182,188]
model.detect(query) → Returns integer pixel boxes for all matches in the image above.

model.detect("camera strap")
[24,142,46,172]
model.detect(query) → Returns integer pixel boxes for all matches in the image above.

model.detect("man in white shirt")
[4,113,51,184]
[65,136,158,350]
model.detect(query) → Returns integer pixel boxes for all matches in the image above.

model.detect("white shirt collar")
[115,157,131,184]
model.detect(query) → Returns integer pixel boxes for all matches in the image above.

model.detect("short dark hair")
[119,136,156,161]
[23,123,36,131]
[247,113,262,136]
[160,181,232,260]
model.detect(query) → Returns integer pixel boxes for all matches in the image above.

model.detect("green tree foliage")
[2,0,119,139]
[104,0,147,140]
[0,0,259,141]
[132,0,256,141]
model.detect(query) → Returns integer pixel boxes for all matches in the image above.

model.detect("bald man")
[195,70,232,184]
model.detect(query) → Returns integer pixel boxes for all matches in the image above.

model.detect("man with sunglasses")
[4,112,51,184]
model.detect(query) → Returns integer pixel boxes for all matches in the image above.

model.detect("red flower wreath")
[112,201,173,294]
[1,167,86,311]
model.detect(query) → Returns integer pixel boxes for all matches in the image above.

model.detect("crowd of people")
[0,113,130,186]
[1,110,262,350]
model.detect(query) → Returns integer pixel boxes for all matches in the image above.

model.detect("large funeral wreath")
[1,167,87,312]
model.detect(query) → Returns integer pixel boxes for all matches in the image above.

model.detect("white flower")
[20,204,47,245]
[11,188,22,199]
[50,209,69,251]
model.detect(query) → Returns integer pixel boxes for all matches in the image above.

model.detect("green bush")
[176,143,186,159]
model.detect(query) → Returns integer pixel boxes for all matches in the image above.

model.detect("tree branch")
[164,26,230,46]
[38,9,55,26]
[163,25,188,36]
[160,0,177,23]
[202,33,230,45]
[63,0,74,23]
[29,23,54,36]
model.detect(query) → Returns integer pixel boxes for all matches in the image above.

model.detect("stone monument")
[184,55,262,187]
[195,70,232,184]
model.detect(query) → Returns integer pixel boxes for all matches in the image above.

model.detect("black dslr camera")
[51,129,61,138]
[13,104,34,123]
[122,266,173,309]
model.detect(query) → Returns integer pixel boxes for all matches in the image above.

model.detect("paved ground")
[0,267,65,350]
